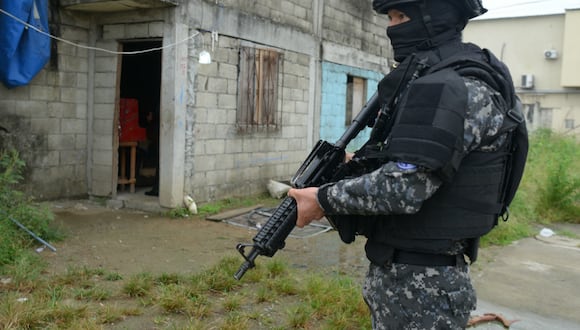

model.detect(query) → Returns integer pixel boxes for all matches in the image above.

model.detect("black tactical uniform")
[316,1,526,328]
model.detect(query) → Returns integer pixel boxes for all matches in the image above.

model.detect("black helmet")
[372,0,487,19]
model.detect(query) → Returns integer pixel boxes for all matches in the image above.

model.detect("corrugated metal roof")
[477,0,580,20]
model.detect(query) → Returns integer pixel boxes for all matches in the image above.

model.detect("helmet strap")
[418,1,435,38]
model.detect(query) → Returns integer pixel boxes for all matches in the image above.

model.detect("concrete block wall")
[186,34,310,202]
[323,0,390,59]
[210,0,389,60]
[215,0,313,33]
[1,1,393,204]
[0,14,91,199]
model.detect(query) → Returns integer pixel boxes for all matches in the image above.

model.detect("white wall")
[464,12,580,136]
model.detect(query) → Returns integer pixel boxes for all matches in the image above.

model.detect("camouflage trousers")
[362,262,476,330]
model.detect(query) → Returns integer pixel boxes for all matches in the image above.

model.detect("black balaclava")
[386,1,466,62]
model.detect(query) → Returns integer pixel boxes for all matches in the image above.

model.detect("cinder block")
[217,94,236,109]
[94,87,116,104]
[61,119,85,134]
[95,56,117,73]
[94,104,116,120]
[33,151,59,167]
[31,118,60,134]
[205,139,226,155]
[196,92,218,108]
[149,21,164,37]
[93,149,113,166]
[30,85,59,101]
[207,77,228,93]
[92,134,113,150]
[48,134,75,151]
[102,24,125,40]
[60,149,86,165]
[126,23,149,39]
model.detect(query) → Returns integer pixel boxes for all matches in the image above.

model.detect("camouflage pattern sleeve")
[319,162,442,215]
[318,77,507,216]
[463,77,508,153]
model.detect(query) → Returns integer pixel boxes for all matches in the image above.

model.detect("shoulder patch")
[396,162,417,170]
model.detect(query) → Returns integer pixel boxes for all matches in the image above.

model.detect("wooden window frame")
[237,46,283,132]
[345,75,367,126]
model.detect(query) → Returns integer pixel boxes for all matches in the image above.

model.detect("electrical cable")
[0,7,200,55]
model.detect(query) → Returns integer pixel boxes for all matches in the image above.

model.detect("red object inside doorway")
[119,98,147,142]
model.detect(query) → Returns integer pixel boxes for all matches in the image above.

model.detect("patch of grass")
[482,130,580,246]
[191,256,242,293]
[157,283,190,314]
[0,251,373,329]
[123,272,154,298]
[42,304,89,327]
[54,266,106,289]
[557,229,579,239]
[222,294,242,312]
[73,286,111,301]
[220,311,251,330]
[266,277,299,296]
[301,274,371,329]
[0,150,61,271]
[1,252,46,291]
[526,130,580,223]
[255,285,275,303]
[286,304,312,328]
[96,304,129,324]
[165,193,279,219]
[265,259,287,278]
[167,207,192,219]
[156,272,182,285]
[104,272,123,281]
[196,193,279,217]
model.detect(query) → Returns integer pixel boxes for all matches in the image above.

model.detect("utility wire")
[0,7,200,55]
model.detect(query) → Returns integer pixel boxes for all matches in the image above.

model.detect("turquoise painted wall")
[320,62,384,152]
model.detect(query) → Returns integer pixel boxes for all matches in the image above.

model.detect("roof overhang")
[60,0,178,13]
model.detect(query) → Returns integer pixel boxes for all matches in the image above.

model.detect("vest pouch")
[327,214,377,244]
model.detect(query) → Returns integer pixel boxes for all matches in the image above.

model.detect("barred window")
[237,46,282,132]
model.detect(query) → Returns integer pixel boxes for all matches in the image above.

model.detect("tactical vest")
[355,42,528,263]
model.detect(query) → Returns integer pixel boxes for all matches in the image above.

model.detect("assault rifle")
[233,92,380,280]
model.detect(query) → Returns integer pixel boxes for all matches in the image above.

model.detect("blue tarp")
[0,0,50,88]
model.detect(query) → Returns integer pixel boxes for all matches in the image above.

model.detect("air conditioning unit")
[544,49,558,60]
[521,74,534,89]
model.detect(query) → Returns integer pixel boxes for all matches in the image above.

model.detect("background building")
[464,0,580,136]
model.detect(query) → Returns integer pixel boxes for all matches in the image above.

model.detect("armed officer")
[288,0,525,328]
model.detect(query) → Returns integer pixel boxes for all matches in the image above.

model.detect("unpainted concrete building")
[0,0,391,209]
[464,6,580,136]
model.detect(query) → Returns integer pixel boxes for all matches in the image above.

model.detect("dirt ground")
[42,199,369,280]
[38,199,580,329]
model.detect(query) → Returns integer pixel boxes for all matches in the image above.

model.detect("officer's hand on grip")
[287,187,325,228]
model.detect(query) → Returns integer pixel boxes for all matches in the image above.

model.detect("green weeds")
[0,149,60,269]
[481,130,580,246]
[166,194,278,219]
[0,252,372,329]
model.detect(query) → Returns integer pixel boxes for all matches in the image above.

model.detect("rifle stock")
[234,92,380,280]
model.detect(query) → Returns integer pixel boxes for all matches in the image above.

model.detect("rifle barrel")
[335,92,380,149]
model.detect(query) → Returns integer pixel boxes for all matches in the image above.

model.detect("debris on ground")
[468,313,519,328]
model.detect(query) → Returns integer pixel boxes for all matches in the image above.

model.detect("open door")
[117,40,162,197]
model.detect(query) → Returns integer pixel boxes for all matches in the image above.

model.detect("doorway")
[117,40,162,197]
